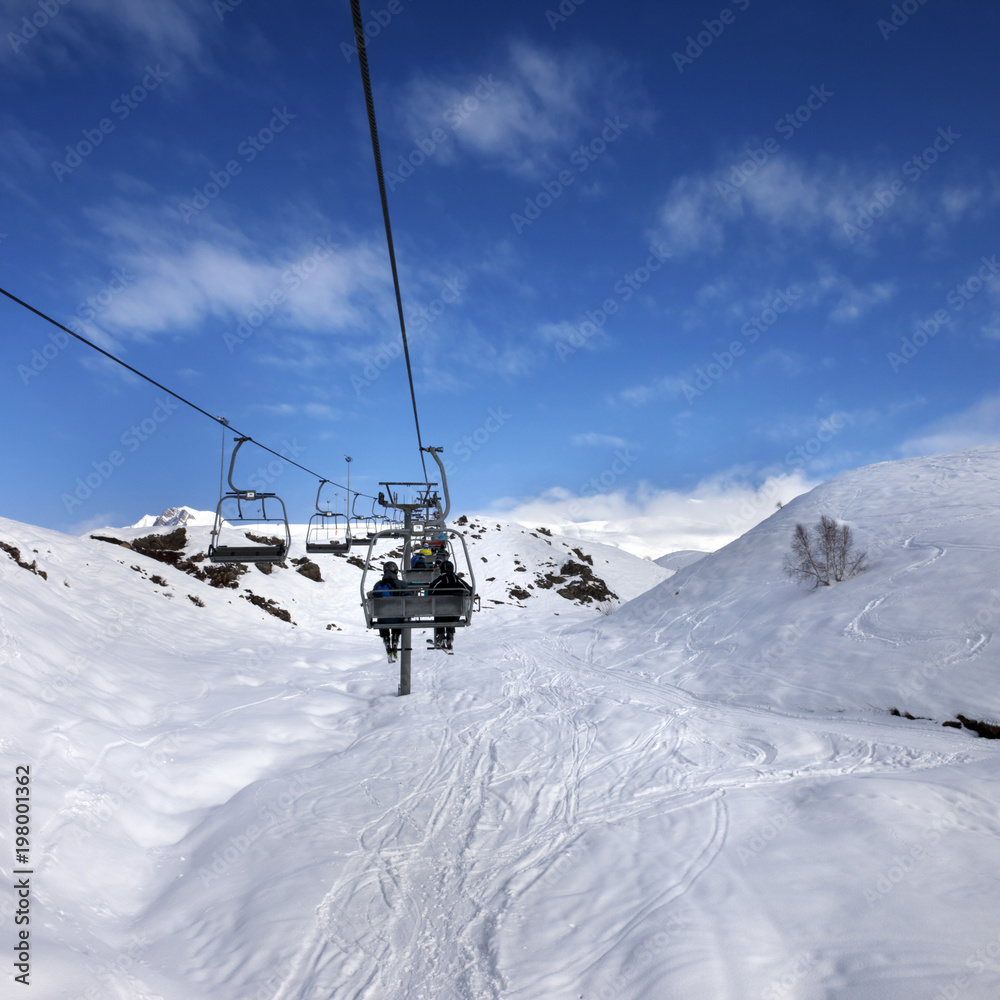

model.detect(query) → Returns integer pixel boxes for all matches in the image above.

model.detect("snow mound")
[593,444,1000,720]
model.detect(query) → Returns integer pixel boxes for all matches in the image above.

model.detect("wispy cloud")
[652,151,988,256]
[827,278,896,322]
[396,41,652,179]
[257,402,342,420]
[653,156,853,254]
[571,432,629,448]
[615,375,687,407]
[71,203,393,344]
[1,0,209,72]
[899,394,1000,457]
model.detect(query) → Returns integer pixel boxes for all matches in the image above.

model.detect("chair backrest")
[368,593,468,625]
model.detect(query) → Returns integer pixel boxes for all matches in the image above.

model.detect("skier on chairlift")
[410,547,433,570]
[428,559,471,652]
[371,561,406,661]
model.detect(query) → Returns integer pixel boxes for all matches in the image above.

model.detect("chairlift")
[348,495,380,543]
[403,532,453,587]
[360,451,477,632]
[208,436,291,564]
[305,480,352,555]
[359,526,476,631]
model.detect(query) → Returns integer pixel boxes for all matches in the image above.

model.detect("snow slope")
[653,549,708,573]
[2,448,1000,999]
[592,445,1000,720]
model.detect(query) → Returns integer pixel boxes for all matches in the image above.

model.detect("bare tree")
[784,515,867,588]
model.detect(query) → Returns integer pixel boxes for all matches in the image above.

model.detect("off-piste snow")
[2,446,1000,999]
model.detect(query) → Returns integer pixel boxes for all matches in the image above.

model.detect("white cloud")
[654,174,727,254]
[488,472,816,559]
[654,151,984,257]
[1,0,208,71]
[981,314,1000,340]
[397,41,651,179]
[73,206,393,345]
[571,432,629,448]
[899,394,1000,458]
[66,511,122,535]
[754,348,805,378]
[615,375,686,407]
[654,156,855,254]
[940,185,983,221]
[828,279,896,322]
[256,402,341,420]
[304,403,340,420]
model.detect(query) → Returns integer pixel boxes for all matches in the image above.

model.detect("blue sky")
[2,0,999,554]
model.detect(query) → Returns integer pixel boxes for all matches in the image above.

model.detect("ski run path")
[3,445,1000,999]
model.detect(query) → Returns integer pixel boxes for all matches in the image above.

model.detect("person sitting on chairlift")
[410,547,433,570]
[429,559,470,652]
[371,561,406,662]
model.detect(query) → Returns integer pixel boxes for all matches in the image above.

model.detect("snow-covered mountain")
[2,447,1000,999]
[127,506,216,529]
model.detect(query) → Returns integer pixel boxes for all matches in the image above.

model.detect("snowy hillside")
[653,549,708,573]
[2,449,1000,999]
[592,444,1000,721]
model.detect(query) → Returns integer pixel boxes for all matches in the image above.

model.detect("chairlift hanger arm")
[315,478,330,514]
[228,436,256,496]
[422,446,450,521]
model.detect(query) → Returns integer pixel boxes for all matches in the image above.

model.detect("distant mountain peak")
[131,506,215,529]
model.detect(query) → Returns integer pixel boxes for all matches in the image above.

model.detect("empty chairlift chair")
[305,480,352,555]
[348,495,379,545]
[208,436,291,564]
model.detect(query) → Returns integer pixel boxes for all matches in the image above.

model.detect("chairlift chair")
[305,480,352,554]
[403,522,451,586]
[348,495,380,544]
[360,525,476,631]
[208,436,291,564]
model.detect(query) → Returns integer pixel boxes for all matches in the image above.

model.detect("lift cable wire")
[0,284,378,502]
[349,0,428,484]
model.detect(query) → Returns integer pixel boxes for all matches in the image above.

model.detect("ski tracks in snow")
[267,623,983,1000]
[274,654,578,1000]
[272,639,738,1000]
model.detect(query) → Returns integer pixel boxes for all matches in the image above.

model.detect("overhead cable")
[0,284,376,501]
[349,0,429,483]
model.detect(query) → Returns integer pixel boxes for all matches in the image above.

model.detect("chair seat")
[367,593,470,628]
[209,544,287,564]
[305,540,352,554]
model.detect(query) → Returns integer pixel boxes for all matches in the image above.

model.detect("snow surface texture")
[2,447,1000,999]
